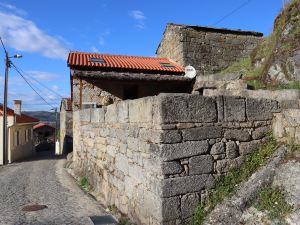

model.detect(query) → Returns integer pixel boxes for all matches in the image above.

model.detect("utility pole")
[2,51,9,165]
[55,107,58,142]
[0,37,22,165]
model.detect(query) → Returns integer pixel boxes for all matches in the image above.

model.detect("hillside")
[24,111,59,127]
[223,0,300,88]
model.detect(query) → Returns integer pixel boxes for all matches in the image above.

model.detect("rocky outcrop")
[204,145,287,225]
[252,0,300,83]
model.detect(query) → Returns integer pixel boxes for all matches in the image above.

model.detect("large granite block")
[160,141,209,161]
[182,127,223,141]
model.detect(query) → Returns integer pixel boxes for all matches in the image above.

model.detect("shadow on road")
[15,150,67,163]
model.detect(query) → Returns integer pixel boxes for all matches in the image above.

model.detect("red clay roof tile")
[67,52,184,74]
[0,104,39,124]
[33,123,55,130]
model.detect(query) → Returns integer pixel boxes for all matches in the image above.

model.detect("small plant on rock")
[79,176,91,191]
[255,186,292,223]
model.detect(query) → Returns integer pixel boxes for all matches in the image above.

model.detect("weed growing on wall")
[191,136,278,225]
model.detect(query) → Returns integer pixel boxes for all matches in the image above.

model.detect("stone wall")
[73,94,280,225]
[156,23,263,75]
[60,110,73,154]
[72,77,121,111]
[273,109,300,144]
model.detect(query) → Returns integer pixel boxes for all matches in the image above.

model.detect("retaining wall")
[73,94,280,225]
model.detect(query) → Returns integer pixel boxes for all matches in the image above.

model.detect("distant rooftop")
[166,23,264,37]
[67,52,184,75]
[0,104,39,124]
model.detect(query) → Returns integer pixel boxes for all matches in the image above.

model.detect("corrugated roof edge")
[67,51,171,62]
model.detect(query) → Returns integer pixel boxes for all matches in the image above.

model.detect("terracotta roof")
[33,123,55,130]
[0,104,39,124]
[0,104,14,116]
[67,52,184,74]
[16,113,39,124]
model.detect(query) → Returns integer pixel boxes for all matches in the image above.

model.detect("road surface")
[0,153,110,225]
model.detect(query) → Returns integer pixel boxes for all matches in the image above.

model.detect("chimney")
[14,100,22,115]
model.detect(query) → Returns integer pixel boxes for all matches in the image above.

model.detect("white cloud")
[98,29,110,46]
[52,85,59,91]
[129,10,146,29]
[99,37,105,46]
[129,10,145,20]
[0,2,27,16]
[90,46,100,53]
[26,71,59,81]
[0,10,69,60]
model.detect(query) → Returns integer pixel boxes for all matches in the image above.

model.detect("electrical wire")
[210,0,253,27]
[0,36,63,100]
[16,66,64,99]
[11,62,55,109]
[0,36,7,54]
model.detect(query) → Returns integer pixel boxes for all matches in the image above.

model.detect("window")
[14,130,20,146]
[123,86,138,100]
[89,57,106,63]
[25,129,28,142]
[25,129,31,142]
[82,102,97,109]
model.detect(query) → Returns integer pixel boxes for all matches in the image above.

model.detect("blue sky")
[0,0,284,111]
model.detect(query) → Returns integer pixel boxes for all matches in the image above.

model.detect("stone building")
[60,98,73,154]
[156,23,263,75]
[67,52,194,111]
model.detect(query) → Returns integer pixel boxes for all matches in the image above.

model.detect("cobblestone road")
[0,153,108,225]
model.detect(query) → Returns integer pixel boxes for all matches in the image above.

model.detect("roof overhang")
[71,69,194,83]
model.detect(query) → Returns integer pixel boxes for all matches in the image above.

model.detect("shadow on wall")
[63,135,73,154]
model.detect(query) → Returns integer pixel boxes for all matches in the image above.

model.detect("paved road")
[0,153,109,225]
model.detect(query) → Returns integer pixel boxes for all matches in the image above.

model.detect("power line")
[210,0,253,27]
[16,66,64,99]
[0,36,7,54]
[11,62,55,109]
[0,37,63,100]
[22,103,61,106]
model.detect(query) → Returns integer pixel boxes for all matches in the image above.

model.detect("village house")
[0,100,39,165]
[60,98,73,154]
[67,52,194,111]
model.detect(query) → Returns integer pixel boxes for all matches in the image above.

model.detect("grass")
[255,186,292,222]
[190,136,278,225]
[79,176,91,191]
[220,0,300,88]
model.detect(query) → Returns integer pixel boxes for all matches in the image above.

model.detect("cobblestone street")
[0,153,109,225]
